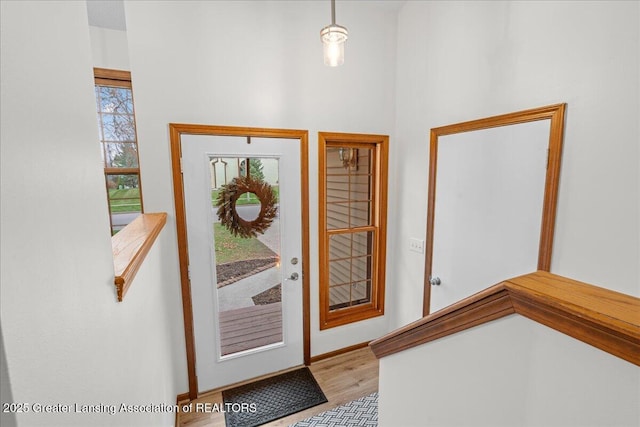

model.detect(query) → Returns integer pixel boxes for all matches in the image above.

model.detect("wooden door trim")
[169,123,310,399]
[423,104,567,316]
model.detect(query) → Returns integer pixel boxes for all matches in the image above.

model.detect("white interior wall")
[123,0,398,360]
[1,2,181,425]
[0,327,16,427]
[391,0,640,328]
[3,0,637,419]
[380,1,639,424]
[378,316,640,427]
[90,26,130,70]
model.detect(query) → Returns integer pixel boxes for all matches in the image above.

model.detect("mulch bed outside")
[252,284,282,305]
[216,257,278,288]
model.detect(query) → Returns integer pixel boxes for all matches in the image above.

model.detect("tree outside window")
[94,68,143,234]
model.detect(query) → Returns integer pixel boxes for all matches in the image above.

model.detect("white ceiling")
[86,0,126,31]
[85,1,406,32]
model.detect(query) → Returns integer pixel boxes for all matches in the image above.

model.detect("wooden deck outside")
[219,302,283,356]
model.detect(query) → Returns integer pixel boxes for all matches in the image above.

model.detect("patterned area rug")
[223,367,328,427]
[289,392,378,427]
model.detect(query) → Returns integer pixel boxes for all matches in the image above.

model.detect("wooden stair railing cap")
[112,212,167,301]
[369,271,640,366]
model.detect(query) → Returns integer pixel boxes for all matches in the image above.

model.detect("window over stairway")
[94,68,143,234]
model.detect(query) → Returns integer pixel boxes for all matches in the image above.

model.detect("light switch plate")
[409,238,424,253]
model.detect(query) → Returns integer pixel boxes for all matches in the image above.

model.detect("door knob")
[286,272,299,281]
[430,276,441,286]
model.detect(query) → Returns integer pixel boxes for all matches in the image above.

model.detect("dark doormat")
[222,367,328,427]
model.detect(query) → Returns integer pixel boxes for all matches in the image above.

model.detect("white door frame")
[170,124,310,399]
[423,104,566,316]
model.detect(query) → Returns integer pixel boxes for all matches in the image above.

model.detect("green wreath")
[216,176,278,238]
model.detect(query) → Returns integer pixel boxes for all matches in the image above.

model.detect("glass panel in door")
[209,157,283,357]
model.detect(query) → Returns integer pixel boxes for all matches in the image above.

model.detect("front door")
[181,133,304,392]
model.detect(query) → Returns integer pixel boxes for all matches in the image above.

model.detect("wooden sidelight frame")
[423,104,567,317]
[169,124,310,399]
[318,132,389,330]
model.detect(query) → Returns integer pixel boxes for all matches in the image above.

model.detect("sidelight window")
[319,132,388,329]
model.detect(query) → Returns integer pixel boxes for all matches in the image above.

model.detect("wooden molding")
[94,67,132,88]
[423,104,566,317]
[309,341,371,363]
[94,67,131,81]
[169,124,310,399]
[112,212,167,301]
[176,392,190,404]
[318,132,389,330]
[371,271,640,366]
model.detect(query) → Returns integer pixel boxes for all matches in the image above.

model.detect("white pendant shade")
[320,1,348,66]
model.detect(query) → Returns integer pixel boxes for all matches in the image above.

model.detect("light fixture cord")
[331,0,336,25]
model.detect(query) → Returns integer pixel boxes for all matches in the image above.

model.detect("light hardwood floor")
[177,347,379,427]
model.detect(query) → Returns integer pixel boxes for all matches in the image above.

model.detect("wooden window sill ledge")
[112,212,167,301]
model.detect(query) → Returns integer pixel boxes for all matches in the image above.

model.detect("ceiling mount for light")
[320,0,348,67]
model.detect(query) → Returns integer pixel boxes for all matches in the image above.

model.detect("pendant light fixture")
[320,0,348,66]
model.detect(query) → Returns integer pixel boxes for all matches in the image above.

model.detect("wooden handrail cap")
[369,271,640,366]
